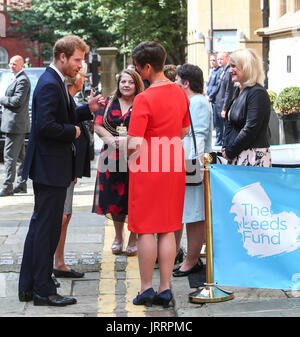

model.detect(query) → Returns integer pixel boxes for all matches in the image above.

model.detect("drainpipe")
[261,0,270,88]
[210,0,214,53]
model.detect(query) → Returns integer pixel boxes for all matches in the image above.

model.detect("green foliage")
[274,87,300,114]
[6,0,114,60]
[98,0,187,65]
[267,90,277,105]
[6,0,187,65]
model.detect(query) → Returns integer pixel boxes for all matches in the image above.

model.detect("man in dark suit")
[18,35,104,306]
[53,65,91,280]
[206,53,221,102]
[0,55,31,196]
[206,53,221,144]
[214,52,234,146]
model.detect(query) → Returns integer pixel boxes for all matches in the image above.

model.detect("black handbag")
[185,103,203,186]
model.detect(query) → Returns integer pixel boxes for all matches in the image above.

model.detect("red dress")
[128,84,190,234]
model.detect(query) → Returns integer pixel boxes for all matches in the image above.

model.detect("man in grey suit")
[0,55,31,196]
[214,52,234,146]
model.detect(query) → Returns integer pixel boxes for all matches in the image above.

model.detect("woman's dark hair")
[175,63,204,94]
[113,69,144,100]
[132,41,167,72]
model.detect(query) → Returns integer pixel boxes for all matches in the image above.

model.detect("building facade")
[187,0,264,82]
[0,0,41,68]
[256,0,300,93]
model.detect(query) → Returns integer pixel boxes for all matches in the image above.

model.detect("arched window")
[0,47,8,69]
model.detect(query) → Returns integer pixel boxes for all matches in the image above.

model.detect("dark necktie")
[63,79,70,105]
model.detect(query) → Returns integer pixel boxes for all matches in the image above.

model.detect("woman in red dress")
[92,69,144,256]
[128,42,190,308]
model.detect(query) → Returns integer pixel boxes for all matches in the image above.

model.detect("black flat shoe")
[53,268,84,278]
[174,248,184,265]
[153,289,173,308]
[52,277,60,288]
[172,259,203,277]
[173,256,202,272]
[133,288,155,307]
[19,290,33,302]
[33,293,77,306]
[173,264,181,272]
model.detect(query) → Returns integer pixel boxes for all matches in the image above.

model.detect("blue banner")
[210,165,300,290]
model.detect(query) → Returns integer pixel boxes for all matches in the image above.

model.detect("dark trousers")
[3,133,26,190]
[212,103,225,146]
[18,182,67,297]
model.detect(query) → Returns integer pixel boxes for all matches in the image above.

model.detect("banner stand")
[189,154,234,303]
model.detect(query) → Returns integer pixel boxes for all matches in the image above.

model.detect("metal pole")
[204,154,213,285]
[262,0,270,88]
[189,154,234,303]
[210,0,214,53]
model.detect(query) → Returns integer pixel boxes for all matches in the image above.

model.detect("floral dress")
[92,97,131,222]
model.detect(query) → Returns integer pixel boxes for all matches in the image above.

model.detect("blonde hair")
[66,61,87,86]
[229,49,265,87]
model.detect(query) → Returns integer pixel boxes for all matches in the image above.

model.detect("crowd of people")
[0,35,271,308]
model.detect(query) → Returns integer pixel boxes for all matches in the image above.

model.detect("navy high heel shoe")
[133,288,155,307]
[153,289,173,308]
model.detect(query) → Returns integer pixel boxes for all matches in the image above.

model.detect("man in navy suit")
[206,53,221,145]
[18,35,104,306]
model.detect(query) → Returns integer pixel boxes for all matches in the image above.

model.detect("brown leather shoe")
[0,188,13,197]
[13,184,27,193]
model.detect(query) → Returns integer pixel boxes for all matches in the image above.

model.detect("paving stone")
[73,279,99,296]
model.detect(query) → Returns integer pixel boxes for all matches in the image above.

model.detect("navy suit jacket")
[206,66,221,103]
[22,67,93,187]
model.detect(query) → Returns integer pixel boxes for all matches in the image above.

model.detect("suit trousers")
[3,133,26,189]
[18,182,67,297]
[212,104,225,146]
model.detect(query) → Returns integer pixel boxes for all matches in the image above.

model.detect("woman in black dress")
[92,69,144,256]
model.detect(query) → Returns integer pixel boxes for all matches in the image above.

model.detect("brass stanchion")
[189,153,234,303]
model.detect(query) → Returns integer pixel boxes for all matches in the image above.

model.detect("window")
[279,0,287,16]
[0,47,8,69]
[0,13,6,37]
[287,56,292,73]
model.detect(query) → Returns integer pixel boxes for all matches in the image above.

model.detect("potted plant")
[267,89,277,106]
[267,90,279,145]
[273,87,300,144]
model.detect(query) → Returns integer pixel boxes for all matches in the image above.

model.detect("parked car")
[0,67,45,161]
[0,67,95,161]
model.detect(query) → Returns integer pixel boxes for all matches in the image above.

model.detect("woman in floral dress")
[92,69,144,256]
